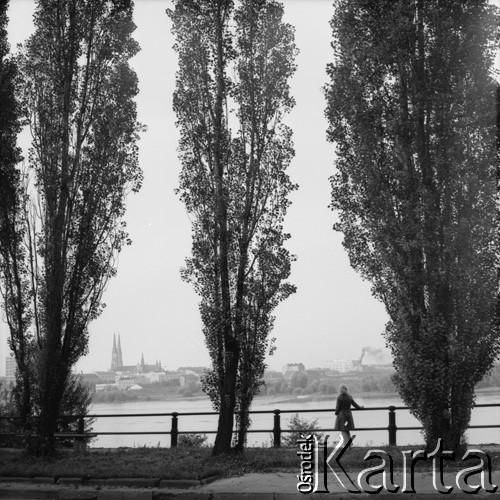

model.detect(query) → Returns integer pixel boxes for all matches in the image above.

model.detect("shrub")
[178,433,208,447]
[0,380,19,447]
[281,413,323,448]
[57,373,96,448]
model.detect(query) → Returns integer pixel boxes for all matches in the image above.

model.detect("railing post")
[74,416,86,453]
[273,409,281,448]
[78,416,85,436]
[171,412,178,448]
[388,406,396,446]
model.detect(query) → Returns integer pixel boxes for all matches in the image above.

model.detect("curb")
[0,487,98,499]
[0,486,495,499]
[199,474,223,485]
[0,476,213,488]
[32,477,56,484]
[0,476,224,500]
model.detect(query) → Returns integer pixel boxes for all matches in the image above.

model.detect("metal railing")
[1,403,499,448]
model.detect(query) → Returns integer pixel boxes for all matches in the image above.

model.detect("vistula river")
[88,389,500,448]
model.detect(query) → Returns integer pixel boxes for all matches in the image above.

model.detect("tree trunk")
[213,338,239,454]
[36,358,68,455]
[211,0,238,455]
[235,387,251,453]
[16,367,32,442]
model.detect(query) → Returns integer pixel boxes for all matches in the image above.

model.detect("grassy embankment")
[1,445,499,480]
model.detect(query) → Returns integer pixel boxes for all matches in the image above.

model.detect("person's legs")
[341,430,350,443]
[341,430,354,449]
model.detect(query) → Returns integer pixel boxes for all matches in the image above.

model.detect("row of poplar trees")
[0,0,498,457]
[170,0,500,456]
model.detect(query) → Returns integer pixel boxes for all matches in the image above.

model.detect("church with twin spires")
[110,333,162,374]
[111,333,123,370]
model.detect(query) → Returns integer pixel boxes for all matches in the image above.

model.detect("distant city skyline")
[0,331,392,379]
[0,328,392,377]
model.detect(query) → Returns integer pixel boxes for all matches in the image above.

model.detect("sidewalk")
[0,471,499,499]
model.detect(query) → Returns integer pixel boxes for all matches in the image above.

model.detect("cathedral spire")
[117,334,123,367]
[111,333,118,371]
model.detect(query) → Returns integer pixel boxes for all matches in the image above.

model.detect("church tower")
[117,334,123,367]
[111,334,124,371]
[111,334,118,370]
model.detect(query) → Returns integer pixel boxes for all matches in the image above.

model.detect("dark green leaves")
[326,0,499,451]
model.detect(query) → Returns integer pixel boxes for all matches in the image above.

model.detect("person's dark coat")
[334,393,361,431]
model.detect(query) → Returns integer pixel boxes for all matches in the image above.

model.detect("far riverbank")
[91,386,500,406]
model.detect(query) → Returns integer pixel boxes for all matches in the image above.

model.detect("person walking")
[334,384,363,445]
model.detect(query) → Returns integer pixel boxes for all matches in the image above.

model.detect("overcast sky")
[2,0,438,376]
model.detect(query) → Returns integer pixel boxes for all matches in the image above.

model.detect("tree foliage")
[0,0,142,455]
[326,0,499,451]
[168,0,297,454]
[0,0,30,428]
[0,0,21,203]
[282,413,323,448]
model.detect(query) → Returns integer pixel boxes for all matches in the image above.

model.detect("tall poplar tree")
[169,0,297,454]
[326,0,499,451]
[0,0,142,455]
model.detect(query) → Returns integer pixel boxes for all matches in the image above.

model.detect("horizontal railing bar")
[0,429,392,437]
[469,424,500,429]
[88,412,211,418]
[3,424,500,436]
[273,407,398,413]
[88,431,171,435]
[1,402,499,421]
[89,412,217,418]
[73,424,500,436]
[3,426,500,439]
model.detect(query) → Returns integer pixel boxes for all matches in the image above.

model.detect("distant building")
[136,371,167,384]
[5,355,16,382]
[137,353,163,374]
[282,363,305,379]
[111,334,123,371]
[115,364,137,374]
[110,336,162,375]
[305,368,327,382]
[163,370,181,382]
[177,367,206,376]
[116,377,134,390]
[93,371,117,384]
[326,359,355,373]
[95,383,116,391]
[282,363,304,373]
[175,367,200,387]
[81,373,101,389]
[179,374,199,387]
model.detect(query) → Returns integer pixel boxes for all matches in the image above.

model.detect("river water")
[88,389,500,448]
